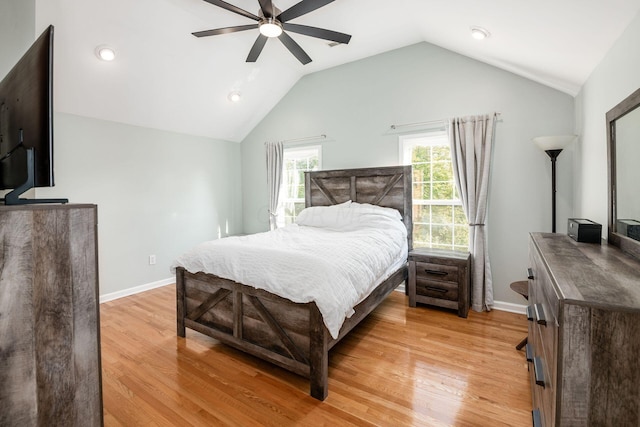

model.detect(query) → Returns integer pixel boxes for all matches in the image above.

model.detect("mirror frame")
[607,87,640,260]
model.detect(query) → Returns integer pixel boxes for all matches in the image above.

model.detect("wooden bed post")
[176,267,186,337]
[309,303,329,400]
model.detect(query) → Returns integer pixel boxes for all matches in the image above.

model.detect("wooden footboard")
[176,265,407,400]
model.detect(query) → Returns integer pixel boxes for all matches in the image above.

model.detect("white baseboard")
[491,300,526,315]
[99,277,174,304]
[394,286,526,315]
[100,278,527,316]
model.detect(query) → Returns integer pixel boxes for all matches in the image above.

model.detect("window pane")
[431,205,452,224]
[431,145,450,162]
[454,206,467,224]
[412,163,431,182]
[412,145,431,163]
[413,205,431,223]
[432,182,454,200]
[431,225,452,247]
[454,225,469,246]
[413,224,431,247]
[432,161,452,181]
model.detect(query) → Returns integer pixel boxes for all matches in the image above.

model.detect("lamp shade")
[533,135,577,151]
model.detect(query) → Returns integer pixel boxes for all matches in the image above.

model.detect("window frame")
[399,132,469,251]
[276,145,322,228]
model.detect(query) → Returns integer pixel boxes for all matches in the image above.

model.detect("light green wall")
[1,0,36,199]
[574,10,640,229]
[2,3,244,298]
[0,0,35,77]
[241,42,575,306]
[36,113,242,296]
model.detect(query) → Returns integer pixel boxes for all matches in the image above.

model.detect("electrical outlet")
[149,255,156,265]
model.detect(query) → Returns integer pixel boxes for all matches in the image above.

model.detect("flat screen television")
[0,25,67,205]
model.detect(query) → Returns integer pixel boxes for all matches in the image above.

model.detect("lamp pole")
[533,135,576,234]
[545,149,563,233]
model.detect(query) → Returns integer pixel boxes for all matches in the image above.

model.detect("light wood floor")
[100,285,531,426]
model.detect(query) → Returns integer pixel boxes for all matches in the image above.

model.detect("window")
[277,145,321,227]
[400,132,469,251]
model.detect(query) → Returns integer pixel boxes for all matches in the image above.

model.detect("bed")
[174,165,413,400]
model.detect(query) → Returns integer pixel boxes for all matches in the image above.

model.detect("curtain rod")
[390,112,501,130]
[264,134,326,145]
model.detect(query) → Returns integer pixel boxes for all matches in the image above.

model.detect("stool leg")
[516,336,527,350]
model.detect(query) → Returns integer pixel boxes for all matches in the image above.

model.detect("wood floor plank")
[100,285,531,426]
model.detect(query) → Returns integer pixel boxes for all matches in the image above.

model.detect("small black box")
[567,218,601,243]
[617,219,640,241]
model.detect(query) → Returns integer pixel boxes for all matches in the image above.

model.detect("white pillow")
[295,202,401,231]
[348,202,402,220]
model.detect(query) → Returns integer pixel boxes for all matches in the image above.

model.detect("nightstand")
[408,248,471,318]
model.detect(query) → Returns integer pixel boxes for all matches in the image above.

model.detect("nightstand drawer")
[415,277,459,301]
[414,261,459,282]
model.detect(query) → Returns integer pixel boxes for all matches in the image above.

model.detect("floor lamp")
[533,135,577,233]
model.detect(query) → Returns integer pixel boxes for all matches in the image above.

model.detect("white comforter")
[171,202,408,338]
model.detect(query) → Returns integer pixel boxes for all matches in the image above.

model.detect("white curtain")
[448,114,496,311]
[265,141,284,230]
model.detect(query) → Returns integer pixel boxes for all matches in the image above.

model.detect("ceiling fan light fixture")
[470,26,490,40]
[259,18,283,38]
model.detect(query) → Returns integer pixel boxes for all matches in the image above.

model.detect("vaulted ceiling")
[34,0,640,142]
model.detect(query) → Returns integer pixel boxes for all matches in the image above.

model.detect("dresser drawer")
[415,277,459,301]
[532,324,557,427]
[531,252,560,325]
[414,261,459,282]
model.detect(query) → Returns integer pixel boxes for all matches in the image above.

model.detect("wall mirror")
[607,87,640,259]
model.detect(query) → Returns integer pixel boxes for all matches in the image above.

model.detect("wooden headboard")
[305,166,413,250]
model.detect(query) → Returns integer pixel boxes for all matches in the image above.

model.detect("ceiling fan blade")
[282,23,351,44]
[201,0,260,21]
[192,24,257,37]
[246,34,268,62]
[277,0,335,23]
[278,31,312,64]
[258,0,275,18]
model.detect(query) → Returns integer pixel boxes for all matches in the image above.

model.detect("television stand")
[1,148,68,205]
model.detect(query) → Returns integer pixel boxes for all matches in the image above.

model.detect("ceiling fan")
[192,0,352,64]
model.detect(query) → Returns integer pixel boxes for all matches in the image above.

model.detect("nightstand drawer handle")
[526,305,535,322]
[533,356,546,387]
[425,286,448,293]
[534,303,547,326]
[424,269,448,276]
[527,268,534,280]
[532,409,542,427]
[525,343,534,362]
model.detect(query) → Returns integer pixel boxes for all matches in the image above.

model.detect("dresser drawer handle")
[425,286,448,293]
[525,343,534,362]
[526,305,535,322]
[527,268,534,280]
[532,409,543,427]
[534,303,547,326]
[424,269,448,276]
[533,356,546,388]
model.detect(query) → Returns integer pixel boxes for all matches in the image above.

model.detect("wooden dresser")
[408,248,471,318]
[0,204,103,426]
[527,232,640,426]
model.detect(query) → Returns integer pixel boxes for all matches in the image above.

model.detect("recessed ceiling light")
[228,91,241,102]
[470,27,490,40]
[95,45,116,61]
